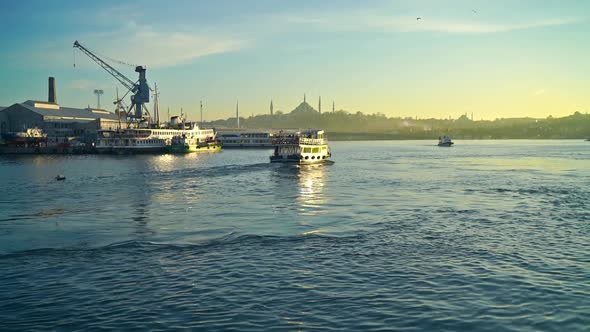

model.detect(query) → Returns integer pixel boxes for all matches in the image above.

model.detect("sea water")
[0,140,588,331]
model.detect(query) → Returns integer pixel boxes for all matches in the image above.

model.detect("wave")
[0,232,364,260]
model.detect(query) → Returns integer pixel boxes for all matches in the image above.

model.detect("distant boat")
[438,135,454,147]
[55,175,66,181]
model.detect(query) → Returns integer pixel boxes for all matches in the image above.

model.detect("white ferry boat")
[270,129,331,164]
[96,123,216,154]
[438,135,454,147]
[218,131,274,148]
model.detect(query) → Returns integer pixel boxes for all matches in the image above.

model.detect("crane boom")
[73,40,150,119]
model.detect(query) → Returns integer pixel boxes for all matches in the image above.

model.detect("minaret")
[332,101,335,113]
[304,93,306,103]
[236,100,240,129]
[200,100,203,126]
[318,96,322,114]
[270,100,274,129]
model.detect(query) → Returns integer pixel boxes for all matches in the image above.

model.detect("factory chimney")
[48,77,57,104]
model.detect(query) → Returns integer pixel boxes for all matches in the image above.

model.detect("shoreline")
[0,138,587,155]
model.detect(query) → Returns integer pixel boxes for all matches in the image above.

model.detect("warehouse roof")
[17,100,120,121]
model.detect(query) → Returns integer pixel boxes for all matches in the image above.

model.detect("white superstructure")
[218,131,274,148]
[270,129,331,164]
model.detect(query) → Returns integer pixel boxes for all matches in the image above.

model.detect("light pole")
[93,89,104,109]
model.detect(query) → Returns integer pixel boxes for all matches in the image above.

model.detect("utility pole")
[93,89,104,109]
[200,100,203,127]
[236,100,240,129]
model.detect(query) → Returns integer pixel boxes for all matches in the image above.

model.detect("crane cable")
[72,45,139,68]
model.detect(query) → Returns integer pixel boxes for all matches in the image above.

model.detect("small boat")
[55,175,66,181]
[270,129,331,164]
[166,135,221,153]
[438,135,454,147]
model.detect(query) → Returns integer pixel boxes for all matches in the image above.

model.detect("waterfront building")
[0,78,123,147]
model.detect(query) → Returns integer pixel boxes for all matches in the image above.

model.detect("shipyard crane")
[73,40,150,120]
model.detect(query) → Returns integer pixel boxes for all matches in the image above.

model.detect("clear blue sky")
[0,0,589,120]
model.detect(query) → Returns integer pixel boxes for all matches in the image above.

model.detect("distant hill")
[208,103,590,140]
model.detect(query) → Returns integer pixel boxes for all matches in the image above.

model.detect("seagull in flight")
[472,9,478,14]
[416,17,422,20]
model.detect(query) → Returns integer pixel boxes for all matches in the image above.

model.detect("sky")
[0,0,589,121]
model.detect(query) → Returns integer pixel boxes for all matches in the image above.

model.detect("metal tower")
[93,89,104,109]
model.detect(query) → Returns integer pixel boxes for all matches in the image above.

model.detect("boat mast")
[153,83,160,127]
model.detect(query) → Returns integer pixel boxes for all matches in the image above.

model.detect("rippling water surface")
[0,140,588,331]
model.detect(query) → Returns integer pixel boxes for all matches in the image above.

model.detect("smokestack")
[48,77,57,103]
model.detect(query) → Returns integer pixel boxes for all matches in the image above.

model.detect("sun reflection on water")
[296,164,327,217]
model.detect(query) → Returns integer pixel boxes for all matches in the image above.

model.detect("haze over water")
[0,140,588,330]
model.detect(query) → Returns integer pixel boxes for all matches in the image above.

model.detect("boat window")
[312,147,320,153]
[303,147,311,153]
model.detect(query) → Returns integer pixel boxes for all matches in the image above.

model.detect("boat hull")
[166,144,221,153]
[96,146,166,154]
[437,142,454,147]
[270,155,331,164]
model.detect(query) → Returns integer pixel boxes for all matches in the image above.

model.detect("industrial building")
[0,77,123,147]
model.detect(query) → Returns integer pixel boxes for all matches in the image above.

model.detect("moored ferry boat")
[218,131,274,148]
[96,123,217,154]
[166,134,221,153]
[270,129,331,164]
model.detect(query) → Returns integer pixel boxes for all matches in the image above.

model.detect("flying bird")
[472,9,478,14]
[416,17,422,20]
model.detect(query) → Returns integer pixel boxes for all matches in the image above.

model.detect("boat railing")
[299,137,325,145]
[271,136,327,145]
[272,137,299,145]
